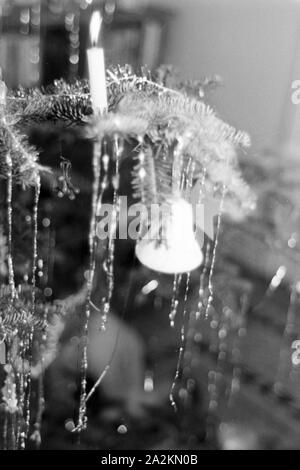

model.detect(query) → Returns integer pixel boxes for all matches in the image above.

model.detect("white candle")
[87,11,108,115]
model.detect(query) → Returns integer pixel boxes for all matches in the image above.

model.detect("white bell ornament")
[135,198,203,274]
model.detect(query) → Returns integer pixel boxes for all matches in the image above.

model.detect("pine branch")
[0,65,254,216]
[0,119,43,186]
[0,284,65,342]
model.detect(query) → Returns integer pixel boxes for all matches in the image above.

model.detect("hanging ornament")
[135,197,203,274]
[56,156,80,200]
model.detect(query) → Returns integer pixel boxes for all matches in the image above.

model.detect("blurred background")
[1,0,300,451]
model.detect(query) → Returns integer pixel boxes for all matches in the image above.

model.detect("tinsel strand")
[205,185,227,318]
[24,178,41,442]
[169,272,190,412]
[76,138,102,433]
[5,152,15,298]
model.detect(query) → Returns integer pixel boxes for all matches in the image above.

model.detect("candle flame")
[90,11,102,46]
